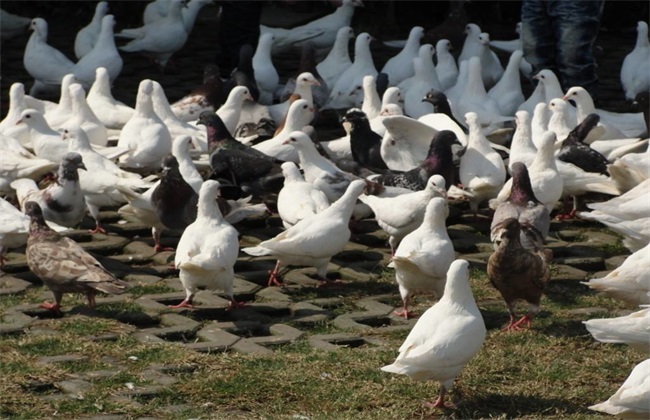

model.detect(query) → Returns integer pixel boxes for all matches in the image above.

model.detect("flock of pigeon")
[1,0,649,414]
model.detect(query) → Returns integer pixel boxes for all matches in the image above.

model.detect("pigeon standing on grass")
[381,259,486,409]
[487,218,552,331]
[25,201,128,313]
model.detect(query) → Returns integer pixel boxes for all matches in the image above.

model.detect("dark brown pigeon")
[25,201,127,313]
[487,218,552,331]
[151,155,198,232]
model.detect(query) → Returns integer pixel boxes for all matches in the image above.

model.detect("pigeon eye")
[64,129,69,133]
[25,114,31,119]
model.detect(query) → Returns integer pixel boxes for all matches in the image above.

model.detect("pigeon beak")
[281,139,291,145]
[309,107,314,113]
[561,95,569,101]
[532,74,540,80]
[353,0,364,7]
[310,80,321,87]
[245,93,254,101]
[78,163,87,171]
[15,119,23,125]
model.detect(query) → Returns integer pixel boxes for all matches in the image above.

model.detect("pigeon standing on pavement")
[25,201,127,313]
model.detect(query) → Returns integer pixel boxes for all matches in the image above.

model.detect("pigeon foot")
[393,308,416,319]
[169,300,193,309]
[39,302,62,313]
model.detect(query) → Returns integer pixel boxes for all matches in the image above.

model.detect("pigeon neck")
[637,24,649,48]
[135,92,154,117]
[354,40,372,65]
[29,213,55,238]
[152,88,175,120]
[331,33,351,60]
[531,139,557,172]
[198,192,223,219]
[500,53,521,88]
[349,117,372,136]
[96,20,116,49]
[509,174,536,204]
[88,74,113,99]
[511,117,533,151]
[59,163,80,183]
[441,272,475,308]
[464,59,487,97]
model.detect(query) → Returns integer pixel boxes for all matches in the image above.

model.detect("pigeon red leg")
[424,386,455,409]
[40,292,63,313]
[511,314,532,329]
[393,297,415,319]
[170,297,194,309]
[267,261,284,287]
[152,227,174,252]
[89,224,107,234]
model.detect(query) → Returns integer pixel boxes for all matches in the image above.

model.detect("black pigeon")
[197,112,284,198]
[341,108,388,173]
[151,155,198,231]
[491,162,550,252]
[422,90,468,134]
[557,113,610,175]
[487,218,552,331]
[375,72,389,99]
[224,44,260,102]
[377,130,460,191]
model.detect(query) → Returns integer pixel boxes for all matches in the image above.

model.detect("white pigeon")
[0,134,57,194]
[477,32,504,89]
[379,115,437,172]
[316,26,354,91]
[589,359,650,418]
[459,112,507,213]
[171,135,203,193]
[117,80,173,169]
[283,131,357,203]
[564,86,646,139]
[517,73,546,116]
[23,18,75,96]
[277,162,330,229]
[435,39,458,91]
[72,14,123,89]
[582,242,650,305]
[507,111,537,173]
[389,196,454,318]
[65,84,108,147]
[446,59,469,107]
[621,21,650,101]
[15,109,69,163]
[0,197,29,270]
[381,26,424,87]
[63,125,151,233]
[252,33,279,105]
[74,1,109,59]
[457,23,483,63]
[403,57,439,119]
[43,74,78,130]
[487,50,525,116]
[253,99,315,163]
[268,72,320,125]
[326,32,377,109]
[11,152,87,228]
[453,57,512,134]
[608,148,650,192]
[580,213,650,252]
[381,259,486,409]
[398,44,441,94]
[117,0,188,69]
[0,8,31,41]
[242,179,366,287]
[357,75,382,120]
[144,0,211,33]
[172,180,242,309]
[0,83,30,145]
[261,0,363,54]
[86,67,135,130]
[547,97,575,141]
[584,307,650,354]
[151,81,207,151]
[531,101,550,148]
[493,131,562,213]
[359,175,447,253]
[216,86,254,136]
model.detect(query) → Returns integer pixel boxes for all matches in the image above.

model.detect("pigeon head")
[509,162,539,205]
[24,201,50,234]
[422,90,447,107]
[197,112,233,143]
[296,72,320,87]
[281,131,311,147]
[59,152,86,181]
[427,130,461,155]
[341,108,368,125]
[161,155,179,172]
[425,174,447,197]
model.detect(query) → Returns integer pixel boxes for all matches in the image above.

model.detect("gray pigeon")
[25,201,128,313]
[491,162,550,251]
[151,155,198,231]
[11,152,88,228]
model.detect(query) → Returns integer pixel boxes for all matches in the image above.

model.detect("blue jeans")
[521,0,604,97]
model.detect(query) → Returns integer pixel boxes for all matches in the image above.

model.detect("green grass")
[0,247,640,419]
